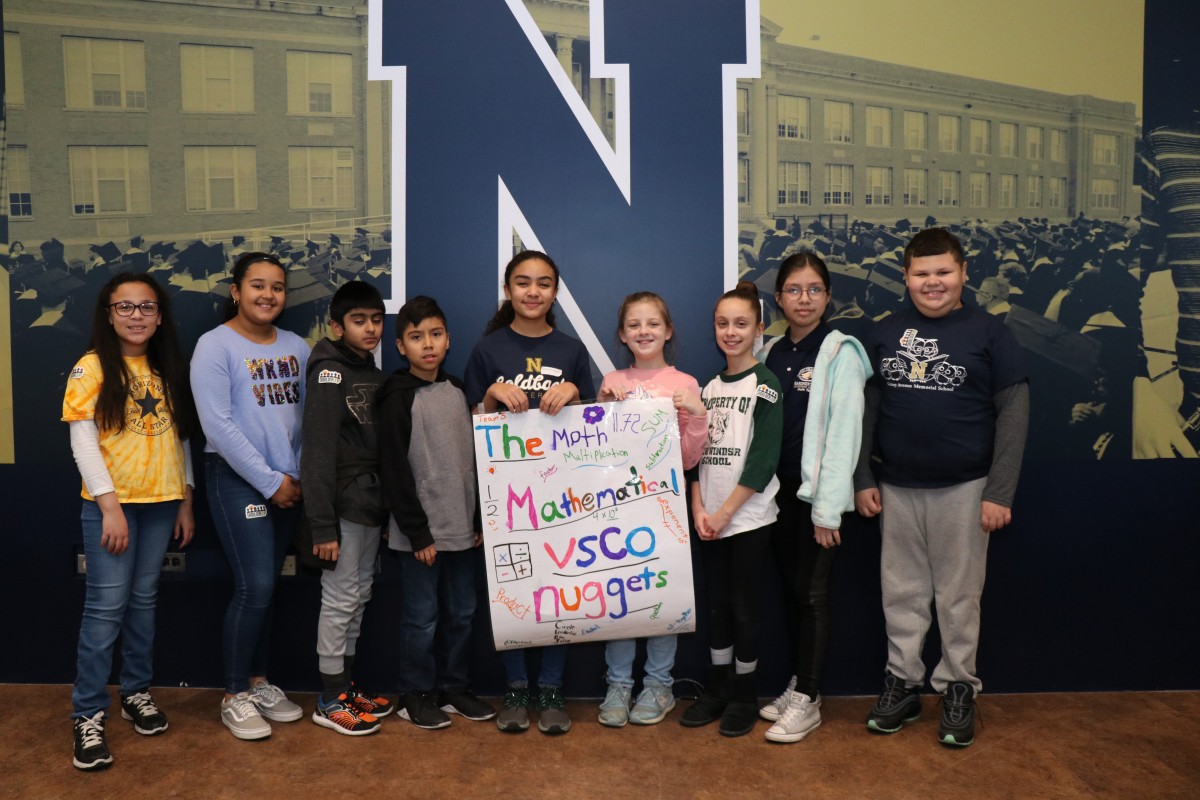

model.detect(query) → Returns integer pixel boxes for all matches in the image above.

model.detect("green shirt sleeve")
[738,366,783,492]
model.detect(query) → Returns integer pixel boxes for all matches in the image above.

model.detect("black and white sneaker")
[73,713,113,771]
[866,672,922,733]
[938,681,977,747]
[399,692,452,730]
[439,689,497,721]
[121,691,169,735]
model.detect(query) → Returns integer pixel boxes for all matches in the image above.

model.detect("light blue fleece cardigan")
[757,330,872,528]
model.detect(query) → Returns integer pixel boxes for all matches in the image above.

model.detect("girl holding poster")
[63,273,197,770]
[756,252,870,743]
[681,281,783,738]
[464,250,595,735]
[594,292,707,727]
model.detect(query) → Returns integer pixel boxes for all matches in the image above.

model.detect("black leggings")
[700,524,771,665]
[772,476,837,697]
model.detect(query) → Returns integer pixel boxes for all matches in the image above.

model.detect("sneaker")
[760,675,796,722]
[399,692,452,730]
[72,713,113,771]
[346,684,394,718]
[312,693,381,736]
[221,692,272,740]
[496,684,531,732]
[765,691,822,743]
[249,680,303,722]
[120,691,168,735]
[536,685,571,735]
[598,683,632,728]
[938,681,976,747]
[866,673,922,734]
[629,683,676,725]
[439,689,497,721]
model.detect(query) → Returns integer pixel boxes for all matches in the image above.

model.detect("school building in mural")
[3,0,1138,256]
[3,0,388,254]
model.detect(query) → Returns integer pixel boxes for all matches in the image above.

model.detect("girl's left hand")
[539,381,579,416]
[672,388,705,416]
[174,490,195,548]
[814,525,841,548]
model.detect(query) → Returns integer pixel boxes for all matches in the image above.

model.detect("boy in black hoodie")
[301,281,393,736]
[379,296,496,729]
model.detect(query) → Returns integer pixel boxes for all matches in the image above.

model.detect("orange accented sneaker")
[346,684,394,718]
[312,694,381,736]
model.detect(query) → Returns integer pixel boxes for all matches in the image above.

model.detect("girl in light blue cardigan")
[756,252,872,744]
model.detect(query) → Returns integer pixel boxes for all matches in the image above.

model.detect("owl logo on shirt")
[881,328,967,389]
[707,408,731,445]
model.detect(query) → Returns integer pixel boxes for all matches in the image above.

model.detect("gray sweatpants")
[880,478,989,695]
[316,519,382,676]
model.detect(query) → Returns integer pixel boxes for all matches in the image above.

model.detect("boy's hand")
[981,501,1011,533]
[314,541,339,561]
[539,382,579,416]
[473,533,483,548]
[414,544,437,566]
[855,488,881,517]
[814,525,841,548]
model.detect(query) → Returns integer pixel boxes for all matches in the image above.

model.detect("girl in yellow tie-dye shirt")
[61,273,196,772]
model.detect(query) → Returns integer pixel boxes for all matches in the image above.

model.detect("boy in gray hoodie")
[379,296,496,729]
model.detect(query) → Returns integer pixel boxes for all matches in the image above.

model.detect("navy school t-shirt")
[764,322,832,480]
[464,327,596,410]
[871,304,1026,488]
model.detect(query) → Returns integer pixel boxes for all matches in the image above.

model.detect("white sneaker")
[221,692,272,740]
[249,680,303,722]
[597,684,632,728]
[760,675,796,722]
[765,690,822,743]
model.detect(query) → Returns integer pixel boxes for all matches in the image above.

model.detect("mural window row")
[750,159,1070,211]
[739,83,1111,167]
[5,145,355,217]
[4,32,353,117]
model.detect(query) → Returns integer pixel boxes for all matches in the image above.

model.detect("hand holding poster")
[473,398,696,650]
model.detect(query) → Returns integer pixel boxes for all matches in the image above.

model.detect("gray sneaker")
[536,685,571,735]
[496,684,531,733]
[760,675,796,722]
[765,690,822,743]
[629,682,676,725]
[598,684,632,728]
[221,692,271,740]
[249,680,303,722]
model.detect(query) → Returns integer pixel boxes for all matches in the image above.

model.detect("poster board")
[473,398,696,650]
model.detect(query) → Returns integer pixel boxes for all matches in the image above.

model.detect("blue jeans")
[502,645,567,689]
[73,499,178,718]
[397,548,478,694]
[604,635,678,689]
[206,455,298,694]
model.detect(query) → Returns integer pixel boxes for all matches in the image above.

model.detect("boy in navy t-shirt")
[854,227,1028,747]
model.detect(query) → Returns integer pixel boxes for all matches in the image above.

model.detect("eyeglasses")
[109,301,160,317]
[780,286,827,298]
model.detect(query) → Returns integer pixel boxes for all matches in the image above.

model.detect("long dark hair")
[89,273,196,439]
[224,252,286,322]
[483,250,559,335]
